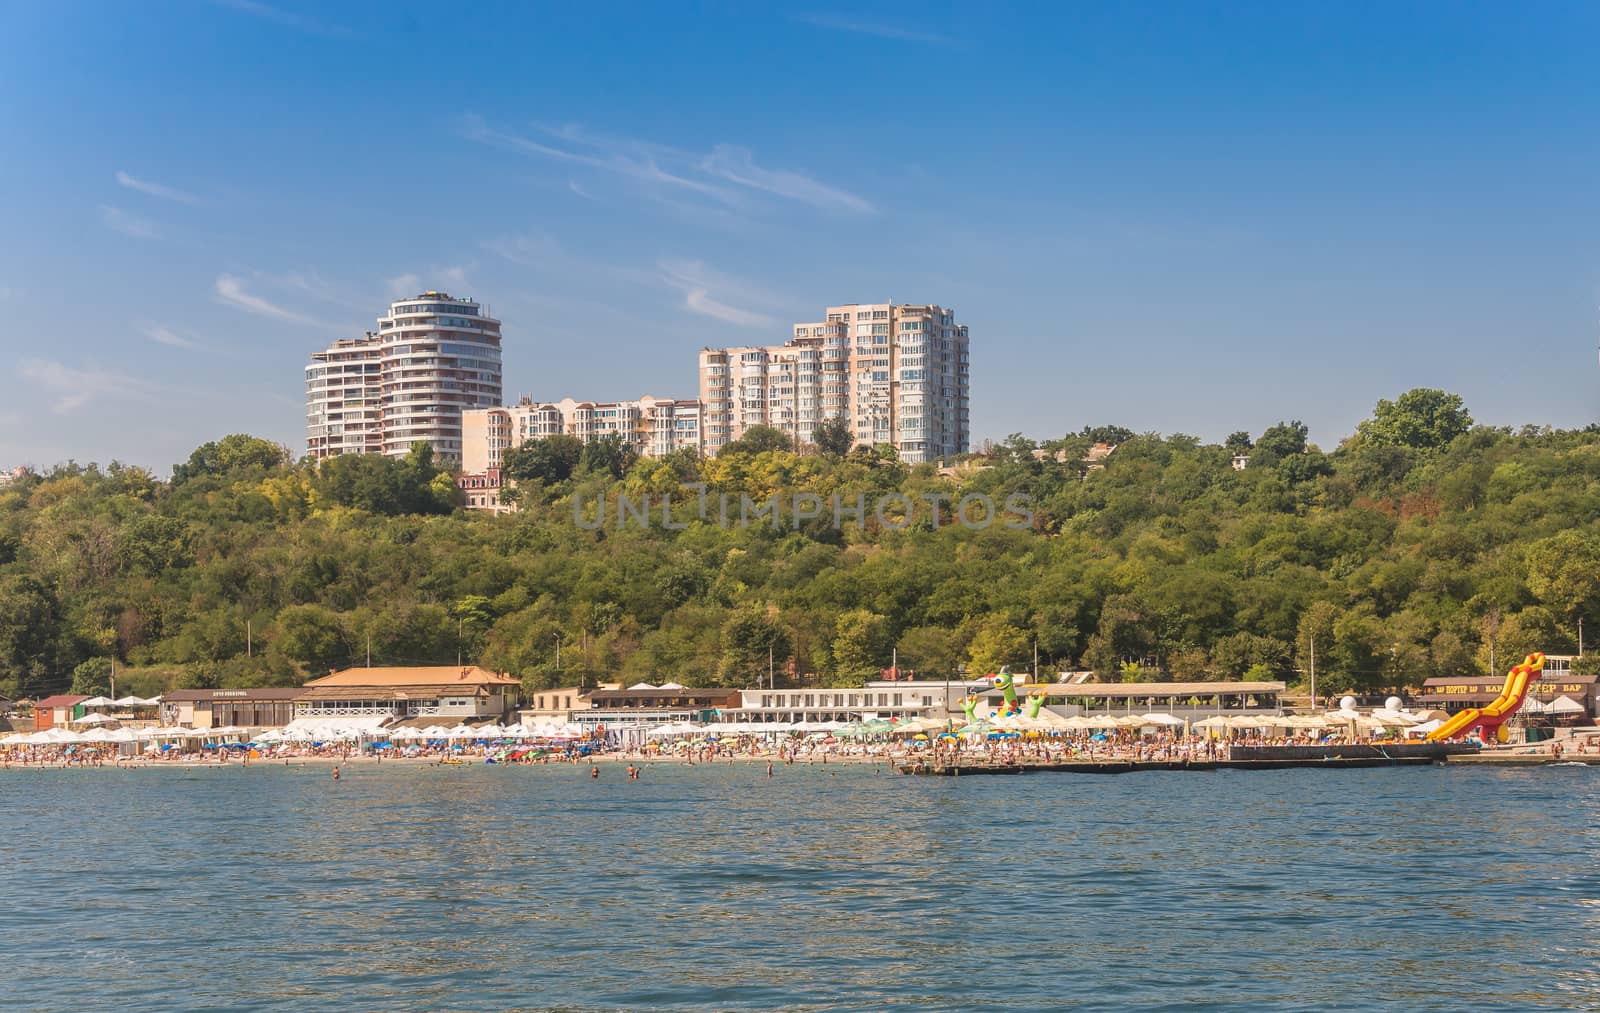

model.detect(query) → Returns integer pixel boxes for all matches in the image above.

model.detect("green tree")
[813,416,853,458]
[1356,389,1473,449]
[172,434,290,483]
[965,616,1029,675]
[503,434,585,485]
[718,606,791,686]
[896,626,961,678]
[273,604,351,671]
[1253,420,1308,462]
[722,425,793,457]
[70,657,112,696]
[832,609,891,681]
[1224,431,1254,453]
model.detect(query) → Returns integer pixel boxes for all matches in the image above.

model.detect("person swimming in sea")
[331,765,340,781]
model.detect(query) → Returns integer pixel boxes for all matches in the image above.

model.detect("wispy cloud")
[142,324,204,350]
[568,179,595,201]
[701,145,874,214]
[214,274,323,326]
[116,171,201,205]
[465,116,874,215]
[22,360,145,414]
[100,205,162,239]
[208,0,352,38]
[659,259,777,326]
[792,12,951,46]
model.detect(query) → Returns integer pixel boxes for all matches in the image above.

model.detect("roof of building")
[303,666,519,689]
[36,694,89,708]
[1421,674,1596,687]
[164,688,305,702]
[984,681,1285,697]
[586,688,742,704]
[299,685,501,701]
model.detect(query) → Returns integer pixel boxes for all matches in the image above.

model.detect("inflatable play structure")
[1426,652,1546,743]
[984,672,1049,720]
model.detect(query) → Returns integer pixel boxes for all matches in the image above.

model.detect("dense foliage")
[2,391,1597,701]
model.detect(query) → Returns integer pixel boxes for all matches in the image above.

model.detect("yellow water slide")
[1426,652,1545,742]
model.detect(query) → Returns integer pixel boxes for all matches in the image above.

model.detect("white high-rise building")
[305,291,502,463]
[698,303,968,462]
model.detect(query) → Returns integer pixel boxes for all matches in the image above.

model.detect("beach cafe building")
[980,680,1287,719]
[1417,664,1596,722]
[161,688,301,730]
[718,680,991,726]
[33,694,88,731]
[293,666,521,733]
[573,685,742,731]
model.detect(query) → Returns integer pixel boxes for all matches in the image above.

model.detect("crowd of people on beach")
[6,723,1595,771]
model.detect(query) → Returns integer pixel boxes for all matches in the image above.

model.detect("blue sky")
[2,1,1598,472]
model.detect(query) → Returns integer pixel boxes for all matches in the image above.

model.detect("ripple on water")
[1,762,1597,1011]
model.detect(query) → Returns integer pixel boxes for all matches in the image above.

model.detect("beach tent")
[72,712,119,726]
[78,696,115,709]
[1548,696,1587,715]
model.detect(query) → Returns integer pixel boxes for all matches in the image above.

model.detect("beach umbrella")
[1139,713,1186,727]
[1194,716,1232,730]
[78,696,115,708]
[72,713,119,726]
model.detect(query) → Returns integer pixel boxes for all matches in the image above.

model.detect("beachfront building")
[516,685,600,724]
[1417,661,1596,721]
[161,688,301,730]
[571,685,742,731]
[305,291,503,464]
[294,666,521,732]
[980,681,1287,719]
[717,680,990,726]
[699,302,969,463]
[32,694,88,731]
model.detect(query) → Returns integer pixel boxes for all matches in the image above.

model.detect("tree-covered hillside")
[2,391,1597,701]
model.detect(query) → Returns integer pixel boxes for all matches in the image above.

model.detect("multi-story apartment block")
[305,337,383,459]
[461,394,702,494]
[305,291,502,463]
[699,303,968,463]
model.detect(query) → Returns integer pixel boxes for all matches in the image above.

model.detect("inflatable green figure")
[994,671,1021,717]
[1025,690,1047,719]
[960,695,980,724]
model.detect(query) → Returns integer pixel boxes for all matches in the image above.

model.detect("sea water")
[1,761,1597,1011]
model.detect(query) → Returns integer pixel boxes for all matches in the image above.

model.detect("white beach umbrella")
[72,713,118,726]
[78,696,115,708]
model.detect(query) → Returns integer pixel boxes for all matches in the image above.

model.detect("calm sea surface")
[2,760,1598,1011]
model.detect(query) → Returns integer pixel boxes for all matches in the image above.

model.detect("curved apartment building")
[306,291,502,463]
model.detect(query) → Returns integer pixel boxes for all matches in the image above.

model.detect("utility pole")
[768,642,775,691]
[109,657,116,701]
[555,633,562,672]
[366,632,371,668]
[1580,618,1585,658]
[1309,633,1316,712]
[457,617,463,667]
[1033,636,1039,683]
